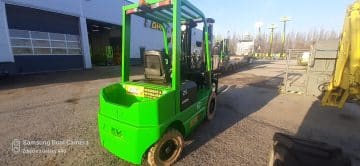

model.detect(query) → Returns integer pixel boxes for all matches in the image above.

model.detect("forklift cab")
[139,19,216,110]
[98,0,217,165]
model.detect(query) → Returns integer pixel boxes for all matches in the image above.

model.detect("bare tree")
[219,28,339,56]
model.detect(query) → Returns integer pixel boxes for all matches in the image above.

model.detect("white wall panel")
[5,0,81,16]
[79,17,92,68]
[81,0,124,25]
[3,0,166,61]
[0,1,13,62]
[5,0,124,25]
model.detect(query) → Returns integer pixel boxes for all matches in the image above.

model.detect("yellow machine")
[322,1,360,108]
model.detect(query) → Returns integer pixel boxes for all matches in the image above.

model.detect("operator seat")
[144,50,170,82]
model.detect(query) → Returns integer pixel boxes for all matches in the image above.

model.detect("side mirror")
[189,21,197,29]
[196,41,202,47]
[207,18,215,24]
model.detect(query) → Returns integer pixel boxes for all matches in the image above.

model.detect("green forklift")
[98,0,217,165]
[212,38,230,71]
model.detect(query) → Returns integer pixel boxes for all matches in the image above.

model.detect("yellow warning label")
[125,85,144,97]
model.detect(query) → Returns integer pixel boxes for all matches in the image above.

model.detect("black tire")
[147,129,184,166]
[206,92,217,121]
[269,133,351,166]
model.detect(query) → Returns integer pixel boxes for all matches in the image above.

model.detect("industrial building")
[0,0,164,74]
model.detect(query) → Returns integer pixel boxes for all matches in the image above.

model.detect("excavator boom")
[322,1,360,108]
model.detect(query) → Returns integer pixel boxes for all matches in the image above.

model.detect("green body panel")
[121,6,130,82]
[177,89,210,135]
[98,83,211,164]
[98,0,214,164]
[99,83,174,126]
[172,0,181,117]
[98,114,161,164]
[205,32,211,71]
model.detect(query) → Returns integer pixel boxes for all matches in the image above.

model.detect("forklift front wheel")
[206,92,217,121]
[147,129,184,166]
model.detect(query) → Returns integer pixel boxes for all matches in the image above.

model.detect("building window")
[9,29,82,55]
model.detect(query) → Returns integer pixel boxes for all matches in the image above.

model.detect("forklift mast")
[181,22,195,71]
[220,39,230,62]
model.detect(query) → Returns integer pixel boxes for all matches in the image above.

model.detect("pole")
[255,22,263,56]
[226,30,230,56]
[280,16,291,58]
[258,27,261,55]
[268,24,276,58]
[257,27,261,57]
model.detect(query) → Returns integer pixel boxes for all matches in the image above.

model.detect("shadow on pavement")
[294,100,360,165]
[181,73,282,159]
[219,60,272,78]
[0,60,272,91]
[0,66,144,91]
[0,66,120,91]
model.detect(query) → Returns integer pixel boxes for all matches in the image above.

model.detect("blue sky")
[188,0,354,36]
[129,0,355,36]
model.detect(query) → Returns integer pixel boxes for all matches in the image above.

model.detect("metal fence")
[281,49,310,94]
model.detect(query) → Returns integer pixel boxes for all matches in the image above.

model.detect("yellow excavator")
[269,2,359,166]
[321,0,360,109]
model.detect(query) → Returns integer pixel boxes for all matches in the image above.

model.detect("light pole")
[280,16,291,58]
[255,22,264,37]
[268,24,277,58]
[255,22,264,56]
[225,30,230,56]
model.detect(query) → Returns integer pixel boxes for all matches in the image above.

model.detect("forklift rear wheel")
[147,129,184,166]
[206,92,217,121]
